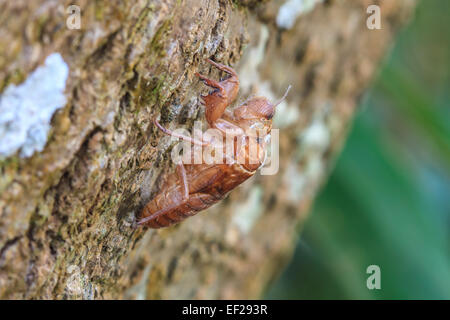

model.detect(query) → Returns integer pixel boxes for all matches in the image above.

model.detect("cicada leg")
[196,59,239,128]
[153,119,212,146]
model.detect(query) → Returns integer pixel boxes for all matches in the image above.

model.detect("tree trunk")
[0,0,415,299]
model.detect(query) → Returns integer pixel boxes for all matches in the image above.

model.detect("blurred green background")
[267,0,450,299]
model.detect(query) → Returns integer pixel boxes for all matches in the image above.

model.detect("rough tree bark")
[0,0,415,299]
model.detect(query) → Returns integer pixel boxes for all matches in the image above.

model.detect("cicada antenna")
[273,85,292,107]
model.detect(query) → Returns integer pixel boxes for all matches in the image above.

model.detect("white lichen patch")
[66,264,93,299]
[232,186,263,234]
[276,0,324,30]
[298,104,331,153]
[283,162,307,203]
[239,25,269,93]
[0,53,69,158]
[124,264,152,300]
[301,118,330,151]
[283,107,331,203]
